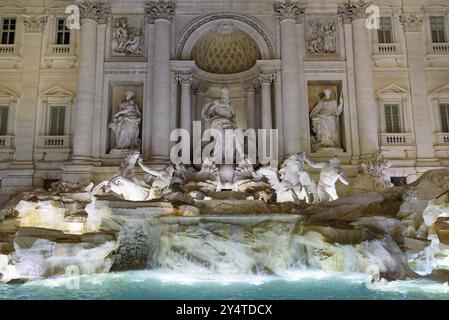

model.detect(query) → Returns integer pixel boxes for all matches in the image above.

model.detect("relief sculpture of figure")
[310,88,343,152]
[303,154,349,202]
[125,30,144,56]
[111,19,129,54]
[108,91,142,150]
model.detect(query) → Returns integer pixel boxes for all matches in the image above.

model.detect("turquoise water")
[1,270,449,300]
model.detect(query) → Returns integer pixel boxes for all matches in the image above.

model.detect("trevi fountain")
[1,0,449,300]
[2,87,449,300]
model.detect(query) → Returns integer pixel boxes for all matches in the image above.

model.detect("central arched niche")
[191,23,261,74]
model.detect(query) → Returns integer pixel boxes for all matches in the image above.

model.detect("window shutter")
[0,106,8,135]
[49,106,66,136]
[441,104,449,133]
[384,104,400,133]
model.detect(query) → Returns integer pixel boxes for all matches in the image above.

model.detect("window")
[430,16,447,43]
[1,18,16,45]
[384,104,401,133]
[55,18,70,45]
[378,17,393,43]
[48,106,66,136]
[440,103,449,132]
[0,106,8,135]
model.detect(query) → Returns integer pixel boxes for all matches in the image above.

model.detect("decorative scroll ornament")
[399,14,423,32]
[273,0,304,22]
[22,15,48,33]
[76,0,111,23]
[145,0,175,23]
[338,0,369,23]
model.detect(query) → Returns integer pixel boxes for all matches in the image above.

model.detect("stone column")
[195,85,207,121]
[274,1,304,155]
[400,15,435,163]
[339,1,378,158]
[246,85,257,130]
[259,73,274,130]
[178,73,193,133]
[146,1,175,162]
[72,0,110,161]
[14,15,46,166]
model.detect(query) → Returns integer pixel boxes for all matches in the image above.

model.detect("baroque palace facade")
[0,0,448,205]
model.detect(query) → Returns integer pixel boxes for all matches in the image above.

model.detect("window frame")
[54,17,70,45]
[384,103,402,133]
[0,17,16,45]
[377,16,393,44]
[0,105,9,136]
[48,105,67,136]
[429,16,447,44]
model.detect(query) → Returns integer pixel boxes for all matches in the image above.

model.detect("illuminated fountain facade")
[1,0,449,291]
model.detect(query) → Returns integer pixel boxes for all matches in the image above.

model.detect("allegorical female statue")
[310,88,343,152]
[109,91,142,150]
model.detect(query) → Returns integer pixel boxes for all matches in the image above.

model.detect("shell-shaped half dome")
[191,23,261,74]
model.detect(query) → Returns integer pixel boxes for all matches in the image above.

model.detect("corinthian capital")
[259,73,275,84]
[338,0,369,23]
[273,0,304,22]
[399,14,423,32]
[76,0,111,24]
[145,0,175,23]
[177,73,193,86]
[22,15,48,33]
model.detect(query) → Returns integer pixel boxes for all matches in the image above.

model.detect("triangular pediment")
[41,86,73,97]
[45,1,76,14]
[0,1,25,13]
[430,83,449,96]
[0,86,19,98]
[376,84,408,95]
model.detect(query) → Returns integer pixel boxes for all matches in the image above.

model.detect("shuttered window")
[1,18,15,45]
[0,106,8,135]
[378,17,393,43]
[440,104,449,133]
[430,17,447,43]
[49,106,66,136]
[384,104,401,133]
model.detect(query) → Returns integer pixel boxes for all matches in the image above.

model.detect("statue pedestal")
[109,148,132,158]
[314,147,344,155]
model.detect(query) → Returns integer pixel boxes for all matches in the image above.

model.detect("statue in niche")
[109,91,142,150]
[111,18,143,56]
[310,88,344,152]
[302,154,349,202]
[201,87,244,162]
[307,17,337,55]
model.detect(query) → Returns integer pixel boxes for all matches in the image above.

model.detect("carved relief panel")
[107,16,146,60]
[305,16,338,57]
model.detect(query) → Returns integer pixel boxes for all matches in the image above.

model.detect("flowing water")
[1,270,449,300]
[2,215,449,299]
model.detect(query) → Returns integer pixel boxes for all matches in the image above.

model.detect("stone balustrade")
[37,135,71,148]
[380,133,413,146]
[374,43,401,55]
[0,135,15,148]
[0,44,16,55]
